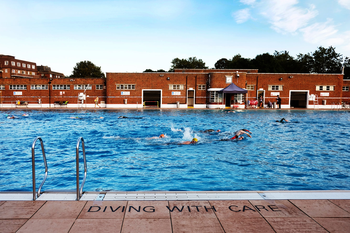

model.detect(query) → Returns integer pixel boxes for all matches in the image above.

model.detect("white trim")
[289,90,309,109]
[142,89,162,108]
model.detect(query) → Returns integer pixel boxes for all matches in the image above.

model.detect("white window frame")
[169,84,184,90]
[5,69,8,73]
[17,62,20,67]
[10,85,27,90]
[52,85,70,90]
[17,70,20,74]
[96,84,104,90]
[32,65,35,69]
[22,63,26,68]
[342,86,349,91]
[246,85,255,91]
[4,61,9,65]
[116,84,135,90]
[225,75,233,83]
[316,85,334,91]
[27,64,30,68]
[74,84,92,90]
[268,85,283,91]
[11,61,15,66]
[0,85,5,90]
[12,69,15,73]
[198,84,206,90]
[209,91,222,103]
[31,85,48,90]
[234,93,244,104]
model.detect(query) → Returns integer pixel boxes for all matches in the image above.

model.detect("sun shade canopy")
[219,83,248,94]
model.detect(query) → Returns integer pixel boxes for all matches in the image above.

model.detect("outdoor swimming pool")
[0,109,350,192]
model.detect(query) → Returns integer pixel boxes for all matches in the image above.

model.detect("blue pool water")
[0,109,350,192]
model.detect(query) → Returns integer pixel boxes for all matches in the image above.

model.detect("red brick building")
[0,55,348,109]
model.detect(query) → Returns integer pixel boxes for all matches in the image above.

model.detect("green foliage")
[213,46,347,74]
[170,57,208,71]
[71,61,105,78]
[143,69,154,72]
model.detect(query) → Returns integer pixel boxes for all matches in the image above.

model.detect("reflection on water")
[0,109,350,192]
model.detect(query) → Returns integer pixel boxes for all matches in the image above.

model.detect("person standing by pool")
[276,95,281,109]
[94,97,101,108]
[231,129,252,140]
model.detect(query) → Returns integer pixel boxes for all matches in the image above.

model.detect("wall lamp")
[289,76,293,78]
[279,77,283,81]
[166,77,170,80]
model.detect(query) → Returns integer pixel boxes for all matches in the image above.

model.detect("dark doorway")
[290,92,307,108]
[188,90,194,107]
[143,91,161,108]
[225,94,232,107]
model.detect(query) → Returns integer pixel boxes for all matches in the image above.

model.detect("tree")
[170,57,208,71]
[143,69,154,72]
[344,57,350,79]
[215,58,230,69]
[251,53,281,73]
[273,51,299,73]
[71,61,105,78]
[311,46,343,73]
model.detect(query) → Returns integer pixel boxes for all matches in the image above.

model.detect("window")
[32,72,35,75]
[17,62,20,67]
[52,85,70,90]
[74,84,92,90]
[11,61,15,66]
[96,85,104,90]
[225,75,233,83]
[316,85,334,91]
[342,86,349,91]
[246,85,255,91]
[12,69,15,73]
[50,74,52,78]
[10,85,27,90]
[0,85,5,90]
[31,85,48,90]
[4,61,9,65]
[22,63,26,68]
[22,71,26,74]
[116,84,135,90]
[198,84,206,90]
[209,91,222,103]
[268,85,283,91]
[234,93,244,104]
[5,69,8,73]
[18,70,20,74]
[27,64,30,68]
[169,84,184,90]
[32,65,35,69]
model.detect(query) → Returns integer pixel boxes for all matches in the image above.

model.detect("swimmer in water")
[203,129,221,133]
[22,114,29,117]
[231,129,252,140]
[118,116,128,118]
[276,118,288,123]
[7,115,16,119]
[148,134,166,139]
[181,138,198,145]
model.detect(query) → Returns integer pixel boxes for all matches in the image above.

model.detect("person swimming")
[276,118,288,123]
[231,129,252,140]
[203,129,221,133]
[147,134,166,139]
[181,138,198,144]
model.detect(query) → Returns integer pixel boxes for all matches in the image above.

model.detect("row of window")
[4,61,35,69]
[245,85,339,91]
[2,85,104,90]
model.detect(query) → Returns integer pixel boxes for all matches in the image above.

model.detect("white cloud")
[240,0,256,5]
[300,19,338,44]
[233,8,251,23]
[338,0,350,10]
[259,0,318,34]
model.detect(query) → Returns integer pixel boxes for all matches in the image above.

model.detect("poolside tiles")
[1,199,350,232]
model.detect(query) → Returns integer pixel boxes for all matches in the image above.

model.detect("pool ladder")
[31,137,87,201]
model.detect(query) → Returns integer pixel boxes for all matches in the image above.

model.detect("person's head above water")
[191,138,198,143]
[159,134,165,138]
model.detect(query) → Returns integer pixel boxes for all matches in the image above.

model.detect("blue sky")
[1,0,350,76]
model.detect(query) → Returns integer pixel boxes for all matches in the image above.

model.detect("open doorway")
[187,89,195,107]
[225,93,232,107]
[143,90,161,108]
[290,91,308,108]
[257,90,265,108]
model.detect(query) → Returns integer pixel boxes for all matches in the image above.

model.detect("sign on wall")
[172,91,181,95]
[320,92,329,96]
[270,92,280,96]
[13,92,22,95]
[121,91,130,95]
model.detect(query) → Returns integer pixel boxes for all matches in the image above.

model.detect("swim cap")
[192,138,198,142]
[159,134,165,138]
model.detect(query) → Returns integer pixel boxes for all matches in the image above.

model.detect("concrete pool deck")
[1,191,350,232]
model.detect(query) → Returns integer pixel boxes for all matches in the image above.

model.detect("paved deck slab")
[1,193,350,232]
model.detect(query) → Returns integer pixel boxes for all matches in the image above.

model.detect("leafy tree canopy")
[71,61,105,78]
[170,57,208,71]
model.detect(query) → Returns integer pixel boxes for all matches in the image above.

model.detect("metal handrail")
[76,137,87,200]
[31,137,48,201]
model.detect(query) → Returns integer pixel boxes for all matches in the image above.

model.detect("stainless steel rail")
[31,137,48,201]
[76,137,87,201]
